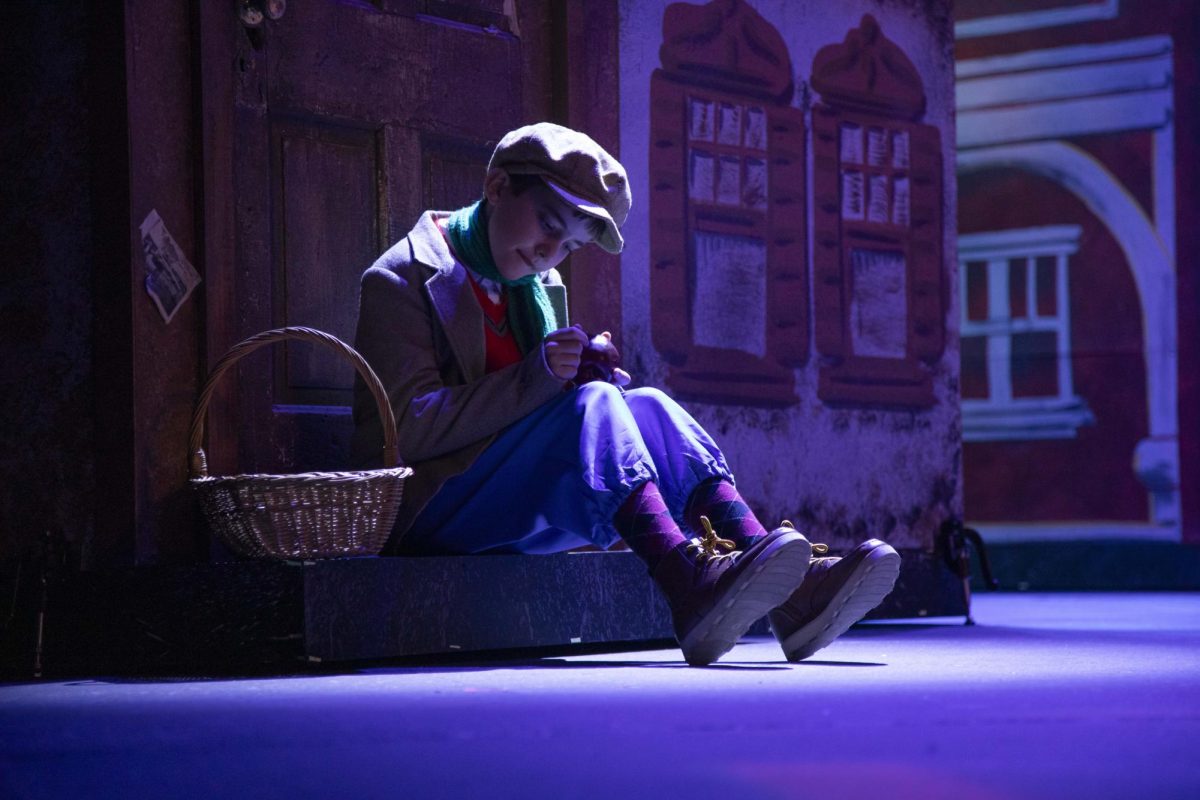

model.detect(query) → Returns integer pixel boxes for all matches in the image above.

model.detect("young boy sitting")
[351,122,900,666]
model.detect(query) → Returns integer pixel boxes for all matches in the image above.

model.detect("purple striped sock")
[613,482,687,572]
[684,478,767,547]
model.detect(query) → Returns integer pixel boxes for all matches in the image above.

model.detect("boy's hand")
[595,331,633,388]
[543,325,588,381]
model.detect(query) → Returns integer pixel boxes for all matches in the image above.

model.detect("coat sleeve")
[351,261,567,467]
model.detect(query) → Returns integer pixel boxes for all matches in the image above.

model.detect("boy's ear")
[483,167,509,204]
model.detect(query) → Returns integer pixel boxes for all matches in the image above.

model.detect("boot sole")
[776,545,900,662]
[680,532,813,666]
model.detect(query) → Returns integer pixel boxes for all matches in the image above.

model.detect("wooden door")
[199,1,558,475]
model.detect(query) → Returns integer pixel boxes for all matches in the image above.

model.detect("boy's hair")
[507,172,545,196]
[506,171,608,243]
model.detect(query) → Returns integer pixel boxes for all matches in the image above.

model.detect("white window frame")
[954,0,1118,40]
[959,225,1094,441]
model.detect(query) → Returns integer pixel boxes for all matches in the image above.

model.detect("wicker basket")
[188,326,413,559]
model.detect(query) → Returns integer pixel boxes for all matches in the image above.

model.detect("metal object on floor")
[33,529,67,679]
[941,518,999,626]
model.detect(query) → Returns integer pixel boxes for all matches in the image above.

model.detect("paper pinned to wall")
[139,209,201,323]
[691,230,767,358]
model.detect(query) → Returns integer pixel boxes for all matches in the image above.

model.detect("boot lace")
[781,519,829,555]
[687,515,738,563]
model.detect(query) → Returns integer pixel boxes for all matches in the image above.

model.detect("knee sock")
[613,481,687,572]
[684,478,767,548]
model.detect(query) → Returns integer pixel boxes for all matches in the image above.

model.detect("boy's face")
[484,169,600,281]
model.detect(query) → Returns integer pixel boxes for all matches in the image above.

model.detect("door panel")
[421,135,495,214]
[215,0,554,473]
[270,116,380,407]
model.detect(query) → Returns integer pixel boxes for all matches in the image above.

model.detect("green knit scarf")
[446,199,557,356]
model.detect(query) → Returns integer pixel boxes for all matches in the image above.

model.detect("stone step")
[31,549,961,676]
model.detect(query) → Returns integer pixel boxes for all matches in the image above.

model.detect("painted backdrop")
[618,0,959,552]
[955,0,1193,544]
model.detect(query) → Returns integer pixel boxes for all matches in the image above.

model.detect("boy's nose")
[535,234,564,263]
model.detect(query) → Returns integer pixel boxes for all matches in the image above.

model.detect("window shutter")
[767,105,810,367]
[812,104,847,358]
[649,72,690,365]
[908,122,944,364]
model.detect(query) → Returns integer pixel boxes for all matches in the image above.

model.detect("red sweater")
[464,270,523,374]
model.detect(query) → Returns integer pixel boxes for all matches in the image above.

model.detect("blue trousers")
[401,383,733,555]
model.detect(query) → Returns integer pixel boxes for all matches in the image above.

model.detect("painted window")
[648,4,808,407]
[959,226,1094,440]
[810,15,946,408]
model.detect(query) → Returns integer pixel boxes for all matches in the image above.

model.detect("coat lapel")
[411,213,486,383]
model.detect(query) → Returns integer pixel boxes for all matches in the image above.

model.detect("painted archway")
[959,141,1180,529]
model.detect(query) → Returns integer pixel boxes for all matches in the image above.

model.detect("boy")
[352,122,900,666]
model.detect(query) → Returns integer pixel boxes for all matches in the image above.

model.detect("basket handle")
[189,326,401,478]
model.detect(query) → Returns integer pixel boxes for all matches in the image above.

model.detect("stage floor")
[2,593,1198,799]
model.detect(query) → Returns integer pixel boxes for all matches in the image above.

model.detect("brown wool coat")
[350,211,570,550]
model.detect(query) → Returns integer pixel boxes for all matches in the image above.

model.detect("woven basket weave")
[188,327,412,559]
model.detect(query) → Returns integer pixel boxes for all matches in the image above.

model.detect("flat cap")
[488,122,631,254]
